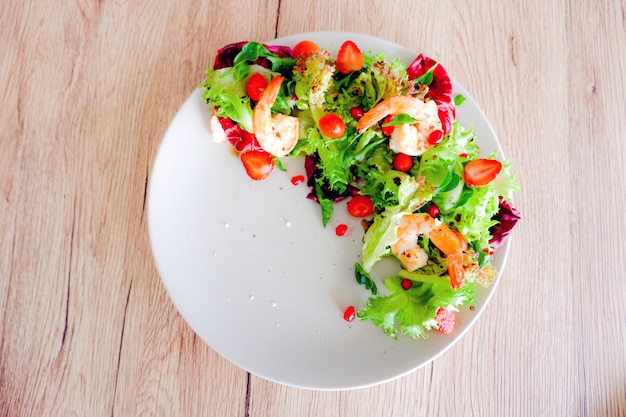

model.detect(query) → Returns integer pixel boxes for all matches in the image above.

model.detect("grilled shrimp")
[252,75,299,157]
[391,213,465,289]
[356,96,442,156]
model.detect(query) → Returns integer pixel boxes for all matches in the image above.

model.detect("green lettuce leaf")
[200,66,254,132]
[361,176,436,272]
[358,275,475,339]
[233,42,296,78]
[442,158,519,251]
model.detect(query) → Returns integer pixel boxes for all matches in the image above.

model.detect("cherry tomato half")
[246,73,267,101]
[293,40,320,58]
[318,114,346,138]
[392,153,413,172]
[347,195,374,218]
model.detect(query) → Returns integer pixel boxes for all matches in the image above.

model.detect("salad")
[200,39,520,340]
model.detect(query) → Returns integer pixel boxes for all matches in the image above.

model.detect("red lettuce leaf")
[213,41,294,70]
[407,54,456,134]
[489,198,521,250]
[304,153,356,203]
[217,116,260,152]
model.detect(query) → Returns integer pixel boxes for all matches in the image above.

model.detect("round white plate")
[147,31,510,390]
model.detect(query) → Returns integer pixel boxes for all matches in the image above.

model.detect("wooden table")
[2,0,625,415]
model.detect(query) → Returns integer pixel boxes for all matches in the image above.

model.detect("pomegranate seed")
[335,224,348,236]
[350,106,364,120]
[400,278,412,290]
[427,204,440,218]
[343,306,356,322]
[427,130,444,145]
[290,175,305,186]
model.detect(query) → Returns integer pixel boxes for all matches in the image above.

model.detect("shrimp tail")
[254,75,283,125]
[427,218,466,289]
[252,75,299,157]
[447,250,465,289]
[356,98,395,132]
[356,96,425,133]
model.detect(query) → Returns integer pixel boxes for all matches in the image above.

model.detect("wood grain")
[1,0,625,416]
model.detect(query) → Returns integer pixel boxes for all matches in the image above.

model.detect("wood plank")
[1,0,626,415]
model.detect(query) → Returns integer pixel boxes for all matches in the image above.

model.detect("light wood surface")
[2,0,625,416]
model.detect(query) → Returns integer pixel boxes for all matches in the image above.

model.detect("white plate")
[147,31,510,390]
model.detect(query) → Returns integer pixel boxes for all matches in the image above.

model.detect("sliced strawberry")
[434,307,456,334]
[464,159,503,187]
[336,40,364,74]
[240,149,274,180]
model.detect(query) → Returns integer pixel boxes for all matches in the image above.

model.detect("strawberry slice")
[434,307,456,334]
[464,158,503,187]
[336,40,364,74]
[240,149,274,180]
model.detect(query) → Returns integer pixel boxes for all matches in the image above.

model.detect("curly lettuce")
[358,275,475,339]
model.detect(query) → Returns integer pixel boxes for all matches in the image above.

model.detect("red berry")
[464,159,503,187]
[335,224,348,236]
[427,130,444,145]
[240,149,274,180]
[427,204,440,218]
[336,40,364,74]
[343,305,356,322]
[400,278,412,290]
[435,307,456,334]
